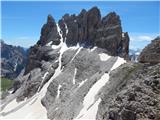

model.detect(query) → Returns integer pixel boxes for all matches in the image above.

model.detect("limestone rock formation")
[58,7,129,58]
[97,39,160,120]
[0,40,27,79]
[0,7,131,120]
[25,7,129,75]
[139,37,160,63]
[42,48,118,120]
[97,62,160,120]
[24,15,61,74]
[38,15,60,46]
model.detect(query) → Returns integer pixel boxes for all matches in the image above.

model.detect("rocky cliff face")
[24,15,60,74]
[0,41,27,79]
[25,7,129,74]
[139,37,160,64]
[1,7,130,120]
[58,7,129,58]
[96,37,160,120]
[97,62,160,120]
[1,6,160,120]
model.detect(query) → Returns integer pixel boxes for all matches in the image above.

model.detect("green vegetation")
[123,63,143,80]
[0,77,14,91]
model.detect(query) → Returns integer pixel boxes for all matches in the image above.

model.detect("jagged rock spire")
[25,6,130,74]
[37,14,60,46]
[47,14,55,24]
[25,14,60,74]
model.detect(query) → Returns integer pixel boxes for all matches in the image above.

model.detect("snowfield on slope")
[0,24,67,119]
[74,56,126,120]
[0,55,126,120]
[0,22,126,119]
[99,53,111,61]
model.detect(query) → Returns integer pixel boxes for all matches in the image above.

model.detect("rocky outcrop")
[0,40,27,79]
[97,62,160,120]
[0,6,131,119]
[58,7,129,58]
[24,15,60,74]
[42,48,118,120]
[139,37,160,63]
[37,15,60,46]
[24,45,59,74]
[58,7,101,47]
[95,12,122,56]
[25,7,129,75]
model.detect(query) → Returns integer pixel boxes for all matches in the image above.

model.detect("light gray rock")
[97,63,160,120]
[42,48,118,120]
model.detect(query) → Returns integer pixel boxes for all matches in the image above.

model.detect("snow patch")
[110,57,126,71]
[42,72,49,80]
[99,53,111,61]
[135,52,140,56]
[51,24,63,49]
[46,41,53,46]
[75,98,101,120]
[37,72,49,92]
[13,62,17,72]
[0,94,48,119]
[78,79,87,88]
[8,89,14,94]
[122,32,125,37]
[71,46,82,62]
[0,23,66,119]
[56,85,62,99]
[73,68,77,85]
[90,47,97,52]
[75,57,126,120]
[75,73,109,119]
[64,22,68,35]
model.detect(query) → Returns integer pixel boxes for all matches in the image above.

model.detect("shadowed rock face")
[41,48,118,120]
[25,7,129,74]
[19,6,130,103]
[5,6,160,120]
[58,7,101,46]
[0,41,27,79]
[24,15,60,74]
[139,37,160,64]
[38,15,60,46]
[59,8,129,58]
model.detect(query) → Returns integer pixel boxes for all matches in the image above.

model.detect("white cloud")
[17,36,32,40]
[129,33,159,50]
[130,33,159,42]
[138,36,153,41]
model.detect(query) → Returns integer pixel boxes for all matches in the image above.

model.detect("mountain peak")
[88,6,100,14]
[102,11,121,26]
[25,6,129,74]
[47,14,55,24]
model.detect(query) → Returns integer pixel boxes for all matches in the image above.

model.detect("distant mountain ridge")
[0,40,28,79]
[129,49,141,62]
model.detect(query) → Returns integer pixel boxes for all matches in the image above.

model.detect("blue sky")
[1,1,160,50]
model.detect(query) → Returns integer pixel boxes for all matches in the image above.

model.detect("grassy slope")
[0,77,14,91]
